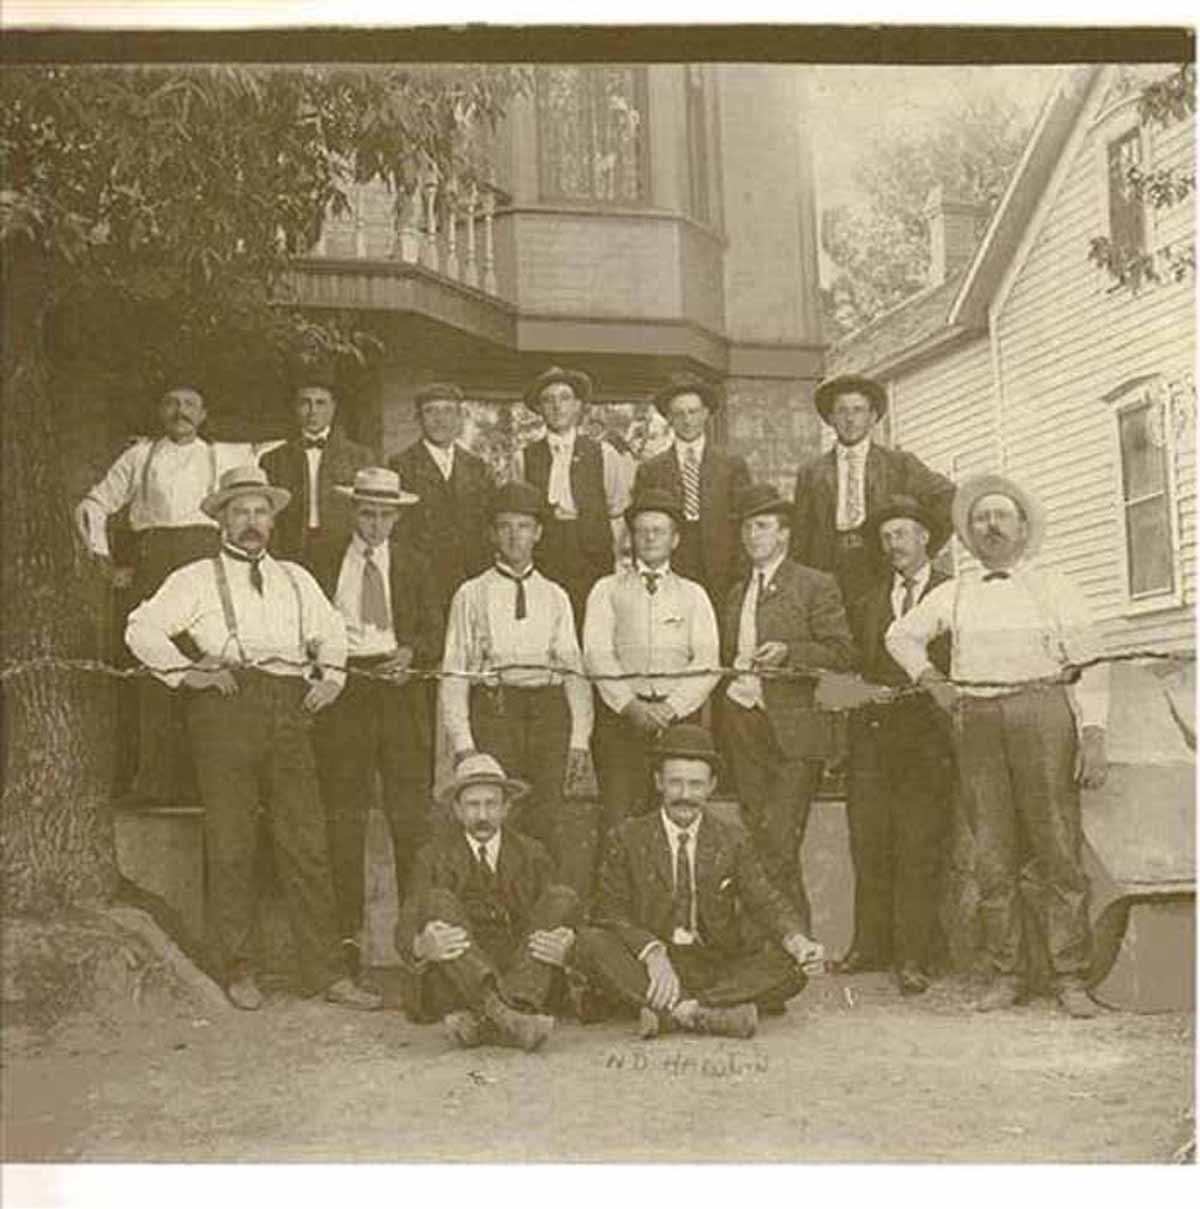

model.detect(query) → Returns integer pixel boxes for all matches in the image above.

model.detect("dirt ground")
[1,969,1193,1165]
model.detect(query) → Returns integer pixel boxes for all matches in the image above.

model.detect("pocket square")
[718,876,735,893]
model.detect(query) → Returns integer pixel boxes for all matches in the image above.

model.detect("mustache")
[237,529,265,541]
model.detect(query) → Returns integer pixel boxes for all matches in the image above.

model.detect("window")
[536,67,649,204]
[1111,376,1180,604]
[684,64,711,224]
[1106,126,1147,258]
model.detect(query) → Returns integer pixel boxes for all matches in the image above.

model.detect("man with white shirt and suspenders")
[126,464,380,1013]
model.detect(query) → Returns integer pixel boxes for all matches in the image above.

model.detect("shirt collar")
[494,559,537,581]
[424,438,455,467]
[221,542,267,566]
[675,434,706,459]
[836,436,871,461]
[895,560,931,591]
[660,808,702,844]
[464,829,502,868]
[634,560,672,578]
[304,426,332,442]
[547,428,577,454]
[353,533,389,562]
[751,551,787,590]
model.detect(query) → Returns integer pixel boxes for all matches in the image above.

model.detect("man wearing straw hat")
[310,466,444,983]
[126,464,380,1013]
[395,753,581,1051]
[886,474,1109,1018]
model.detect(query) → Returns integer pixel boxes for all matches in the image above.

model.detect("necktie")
[360,546,390,630]
[641,569,661,596]
[303,436,326,451]
[900,575,918,615]
[476,841,494,881]
[844,447,865,529]
[982,570,1011,582]
[673,831,693,933]
[224,545,264,594]
[547,437,574,512]
[757,570,767,603]
[495,563,533,620]
[681,446,701,522]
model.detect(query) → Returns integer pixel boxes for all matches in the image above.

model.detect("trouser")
[574,927,806,1010]
[954,686,1091,984]
[314,658,433,945]
[124,525,221,801]
[723,701,821,936]
[412,885,581,1018]
[593,698,703,840]
[536,517,608,633]
[186,671,342,994]
[830,532,877,647]
[846,698,954,970]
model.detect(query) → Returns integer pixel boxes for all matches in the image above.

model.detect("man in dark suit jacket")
[789,372,954,642]
[837,495,955,993]
[259,368,376,570]
[721,484,858,934]
[634,372,751,606]
[574,725,825,1039]
[394,754,581,1051]
[387,382,495,619]
[309,467,445,979]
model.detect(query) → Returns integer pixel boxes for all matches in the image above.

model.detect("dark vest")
[524,434,610,565]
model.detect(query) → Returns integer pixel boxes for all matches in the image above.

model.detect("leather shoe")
[324,976,383,1011]
[444,1010,488,1047]
[483,990,555,1052]
[227,974,263,1012]
[684,1002,758,1039]
[975,977,1022,1013]
[1057,984,1100,1019]
[897,962,930,995]
[833,949,887,975]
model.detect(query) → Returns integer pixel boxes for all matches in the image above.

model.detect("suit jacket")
[309,531,445,671]
[789,443,955,575]
[261,428,376,563]
[721,557,858,757]
[388,440,495,616]
[859,566,951,688]
[593,810,805,958]
[635,442,751,600]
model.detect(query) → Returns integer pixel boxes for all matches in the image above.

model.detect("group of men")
[81,358,1111,1045]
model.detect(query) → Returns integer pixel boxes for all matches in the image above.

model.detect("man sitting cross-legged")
[574,724,826,1039]
[394,753,581,1051]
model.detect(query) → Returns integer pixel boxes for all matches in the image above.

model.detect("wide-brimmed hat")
[734,482,792,523]
[653,723,722,771]
[491,479,546,520]
[287,358,338,397]
[523,366,593,412]
[653,371,723,419]
[436,753,530,808]
[200,465,291,519]
[866,493,950,554]
[952,473,1045,563]
[334,466,419,507]
[813,373,888,424]
[626,488,685,529]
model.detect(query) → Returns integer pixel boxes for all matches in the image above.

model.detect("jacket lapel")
[649,818,674,894]
[865,444,887,516]
[693,817,719,923]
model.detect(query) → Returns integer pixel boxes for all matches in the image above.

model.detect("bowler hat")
[334,466,419,507]
[491,479,546,520]
[952,473,1045,563]
[523,366,593,412]
[653,723,722,771]
[200,464,291,519]
[813,373,887,424]
[734,482,792,523]
[436,752,530,808]
[414,382,464,410]
[625,488,685,529]
[653,371,723,419]
[866,494,949,554]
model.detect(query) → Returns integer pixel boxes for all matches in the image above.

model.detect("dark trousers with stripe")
[186,671,342,994]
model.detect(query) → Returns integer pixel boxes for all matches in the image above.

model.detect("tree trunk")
[2,242,119,914]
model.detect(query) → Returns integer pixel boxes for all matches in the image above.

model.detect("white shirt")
[424,439,455,481]
[583,563,720,720]
[126,548,347,689]
[78,436,279,556]
[835,437,871,531]
[302,426,332,529]
[465,829,502,874]
[885,562,1109,731]
[726,551,787,711]
[333,535,396,658]
[890,560,932,620]
[441,564,594,753]
[513,431,635,524]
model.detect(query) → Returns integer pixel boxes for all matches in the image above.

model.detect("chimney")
[923,186,986,287]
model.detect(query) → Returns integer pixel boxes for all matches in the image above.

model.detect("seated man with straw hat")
[394,753,582,1051]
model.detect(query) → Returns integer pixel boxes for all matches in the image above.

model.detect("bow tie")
[303,436,327,451]
[982,570,1011,582]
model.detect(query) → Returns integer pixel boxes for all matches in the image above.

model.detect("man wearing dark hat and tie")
[395,753,581,1051]
[259,364,376,570]
[790,373,955,641]
[126,465,379,1013]
[837,495,955,992]
[574,724,825,1039]
[441,480,593,883]
[634,372,751,606]
[722,484,857,932]
[583,490,720,837]
[309,467,444,982]
[515,366,634,628]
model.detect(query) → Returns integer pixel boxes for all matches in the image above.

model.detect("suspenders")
[210,555,310,672]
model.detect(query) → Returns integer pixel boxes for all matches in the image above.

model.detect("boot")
[1057,983,1100,1019]
[325,976,383,1011]
[444,1010,487,1048]
[975,976,1022,1013]
[684,1002,758,1039]
[482,989,555,1052]
[227,973,263,1012]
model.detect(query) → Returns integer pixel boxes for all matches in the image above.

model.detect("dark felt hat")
[414,382,464,410]
[524,366,593,412]
[625,488,685,529]
[653,371,723,418]
[866,493,950,553]
[652,723,722,771]
[813,373,887,424]
[491,479,547,520]
[287,358,338,397]
[733,482,793,523]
